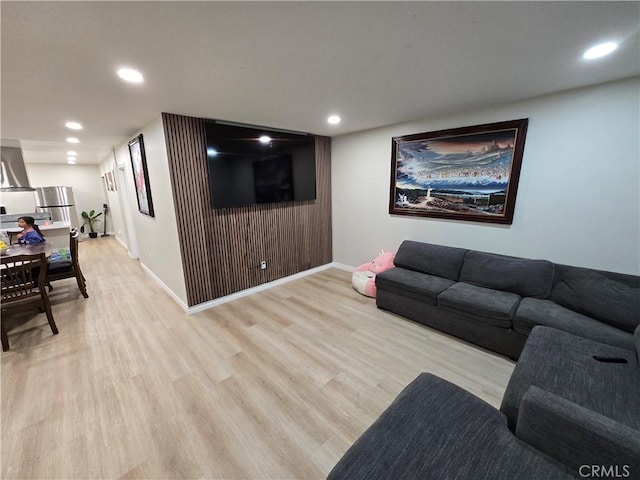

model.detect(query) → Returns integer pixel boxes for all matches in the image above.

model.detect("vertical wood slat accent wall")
[162,113,332,307]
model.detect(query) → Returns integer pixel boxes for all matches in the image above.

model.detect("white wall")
[332,77,640,275]
[114,165,131,249]
[112,116,188,306]
[0,190,33,215]
[0,163,105,228]
[98,151,127,242]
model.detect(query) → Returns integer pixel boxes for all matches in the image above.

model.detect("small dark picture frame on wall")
[389,118,528,225]
[128,134,155,217]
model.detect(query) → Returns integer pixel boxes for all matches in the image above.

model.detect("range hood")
[0,145,34,191]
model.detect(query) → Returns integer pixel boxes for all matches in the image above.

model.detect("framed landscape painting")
[128,134,155,217]
[389,118,528,224]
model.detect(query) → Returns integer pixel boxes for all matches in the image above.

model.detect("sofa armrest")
[516,386,640,476]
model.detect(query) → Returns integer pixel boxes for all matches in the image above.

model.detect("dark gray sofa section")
[516,386,640,477]
[501,325,640,476]
[376,286,528,359]
[438,282,521,327]
[328,326,640,479]
[376,240,639,359]
[460,250,554,299]
[551,265,640,333]
[374,268,454,304]
[514,298,636,350]
[393,240,467,280]
[327,373,575,480]
[501,326,640,432]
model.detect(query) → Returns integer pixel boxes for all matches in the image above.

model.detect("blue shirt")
[18,230,45,244]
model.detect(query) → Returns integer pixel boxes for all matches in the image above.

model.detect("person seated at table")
[16,216,46,244]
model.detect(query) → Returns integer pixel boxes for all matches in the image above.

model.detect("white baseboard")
[139,261,189,312]
[113,234,138,258]
[331,262,355,272]
[140,261,355,315]
[114,235,128,250]
[187,262,338,315]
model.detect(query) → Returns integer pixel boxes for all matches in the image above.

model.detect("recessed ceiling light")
[66,137,80,143]
[259,136,271,144]
[583,42,618,60]
[65,121,83,130]
[67,156,76,161]
[117,67,144,83]
[67,150,77,156]
[327,115,341,125]
[67,159,77,165]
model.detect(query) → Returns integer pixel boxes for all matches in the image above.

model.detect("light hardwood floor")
[1,237,515,479]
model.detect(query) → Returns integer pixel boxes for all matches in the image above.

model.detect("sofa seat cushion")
[500,326,640,432]
[514,298,636,351]
[393,241,468,281]
[552,269,640,333]
[437,282,520,327]
[459,251,554,298]
[327,373,574,480]
[375,268,455,304]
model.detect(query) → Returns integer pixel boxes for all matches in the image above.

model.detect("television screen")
[205,121,316,208]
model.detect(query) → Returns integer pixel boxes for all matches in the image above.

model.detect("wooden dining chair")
[1,252,59,351]
[46,229,88,298]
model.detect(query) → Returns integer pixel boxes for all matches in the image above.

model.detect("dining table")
[1,242,55,299]
[1,242,54,260]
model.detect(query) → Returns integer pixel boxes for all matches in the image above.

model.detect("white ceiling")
[1,1,639,165]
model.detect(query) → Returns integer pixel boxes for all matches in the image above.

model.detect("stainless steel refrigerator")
[34,186,80,229]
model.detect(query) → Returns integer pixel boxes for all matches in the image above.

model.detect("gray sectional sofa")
[327,241,640,479]
[375,240,639,359]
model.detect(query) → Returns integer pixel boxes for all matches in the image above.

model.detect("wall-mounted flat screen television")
[205,120,317,209]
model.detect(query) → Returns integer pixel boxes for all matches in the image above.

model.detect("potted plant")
[80,210,102,238]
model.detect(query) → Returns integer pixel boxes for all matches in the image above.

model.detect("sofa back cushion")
[459,251,554,298]
[393,241,468,281]
[551,269,640,333]
[553,264,640,289]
